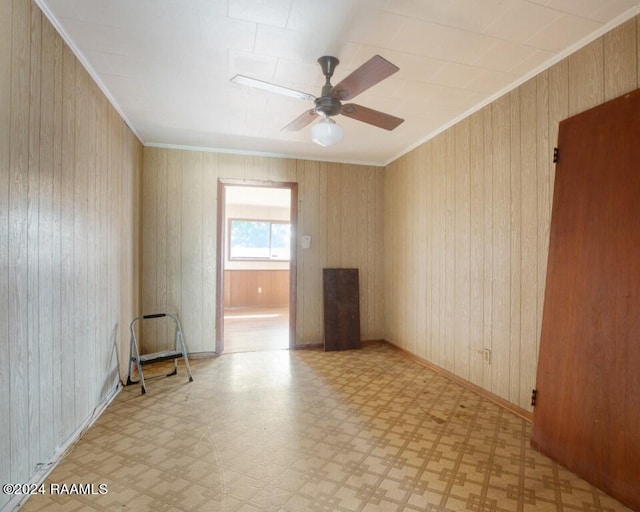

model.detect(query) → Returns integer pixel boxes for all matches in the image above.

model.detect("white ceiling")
[38,0,639,166]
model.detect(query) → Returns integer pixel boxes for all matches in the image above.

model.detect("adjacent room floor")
[223,306,289,353]
[20,343,631,512]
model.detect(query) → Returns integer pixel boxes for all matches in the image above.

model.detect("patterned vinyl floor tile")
[20,343,633,512]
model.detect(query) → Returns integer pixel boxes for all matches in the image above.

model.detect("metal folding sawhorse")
[127,313,194,394]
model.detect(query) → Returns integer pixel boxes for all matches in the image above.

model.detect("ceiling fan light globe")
[311,117,344,147]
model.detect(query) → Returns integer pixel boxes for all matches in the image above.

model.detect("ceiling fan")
[231,55,404,146]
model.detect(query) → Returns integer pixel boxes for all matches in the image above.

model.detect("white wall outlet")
[301,235,311,249]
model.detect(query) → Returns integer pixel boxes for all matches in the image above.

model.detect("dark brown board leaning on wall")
[531,89,640,511]
[323,268,361,351]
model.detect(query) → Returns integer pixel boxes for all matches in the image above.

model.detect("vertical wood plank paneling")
[95,93,109,400]
[444,129,455,371]
[422,144,433,361]
[491,94,511,400]
[156,148,169,348]
[316,161,328,340]
[431,134,446,367]
[9,0,31,483]
[469,111,484,386]
[122,128,141,373]
[181,151,204,350]
[482,106,493,392]
[297,160,313,339]
[361,167,373,340]
[312,162,329,343]
[27,2,41,472]
[340,165,358,266]
[509,89,521,405]
[399,156,408,348]
[374,164,386,342]
[157,150,172,352]
[398,156,410,341]
[0,0,12,490]
[94,92,104,395]
[134,142,143,328]
[86,80,98,405]
[326,164,341,267]
[73,65,89,421]
[107,107,117,365]
[202,152,217,348]
[374,166,385,338]
[38,6,55,461]
[454,119,471,379]
[409,153,419,354]
[520,78,538,409]
[383,162,393,341]
[37,0,55,462]
[110,111,124,373]
[141,147,157,350]
[383,162,394,341]
[364,164,373,332]
[568,39,605,116]
[604,18,637,101]
[294,162,305,340]
[397,156,411,352]
[416,146,428,359]
[156,147,168,316]
[536,70,550,364]
[50,25,63,444]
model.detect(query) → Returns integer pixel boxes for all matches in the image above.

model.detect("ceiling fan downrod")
[315,56,342,117]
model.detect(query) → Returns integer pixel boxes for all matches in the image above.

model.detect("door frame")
[215,178,298,354]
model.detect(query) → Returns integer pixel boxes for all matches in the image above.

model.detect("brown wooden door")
[532,89,640,511]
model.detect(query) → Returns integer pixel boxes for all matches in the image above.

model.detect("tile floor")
[20,343,632,512]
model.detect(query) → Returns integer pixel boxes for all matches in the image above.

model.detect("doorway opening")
[216,180,297,354]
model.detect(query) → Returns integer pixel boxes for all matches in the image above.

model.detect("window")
[229,219,291,261]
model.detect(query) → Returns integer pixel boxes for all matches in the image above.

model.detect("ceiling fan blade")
[330,55,399,101]
[340,104,404,131]
[230,75,315,101]
[283,109,318,131]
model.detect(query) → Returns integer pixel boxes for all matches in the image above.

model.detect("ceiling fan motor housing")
[315,95,342,117]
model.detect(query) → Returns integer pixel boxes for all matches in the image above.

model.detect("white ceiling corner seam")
[145,142,386,168]
[34,0,146,146]
[382,3,640,168]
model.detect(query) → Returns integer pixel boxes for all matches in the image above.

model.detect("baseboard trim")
[383,339,533,423]
[188,351,220,359]
[293,339,386,351]
[292,343,323,350]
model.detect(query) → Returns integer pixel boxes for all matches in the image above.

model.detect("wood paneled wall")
[224,270,289,308]
[141,150,384,352]
[0,0,142,506]
[383,17,640,411]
